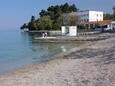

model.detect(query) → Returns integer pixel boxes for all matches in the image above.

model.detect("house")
[95,20,112,31]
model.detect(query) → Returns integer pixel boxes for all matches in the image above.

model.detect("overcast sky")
[0,0,114,30]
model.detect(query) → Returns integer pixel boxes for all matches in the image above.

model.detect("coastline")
[0,33,115,86]
[0,40,92,76]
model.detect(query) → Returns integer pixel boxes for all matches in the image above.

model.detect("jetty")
[33,32,111,43]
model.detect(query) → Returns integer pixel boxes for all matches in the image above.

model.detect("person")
[45,32,47,37]
[42,32,45,38]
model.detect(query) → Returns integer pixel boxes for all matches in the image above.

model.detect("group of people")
[42,32,48,38]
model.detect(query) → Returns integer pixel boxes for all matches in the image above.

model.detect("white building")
[61,26,77,36]
[77,10,103,22]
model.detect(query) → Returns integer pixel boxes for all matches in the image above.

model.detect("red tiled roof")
[98,20,112,26]
[80,20,112,26]
[80,21,96,24]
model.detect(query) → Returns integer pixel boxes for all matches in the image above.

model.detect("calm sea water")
[0,30,81,73]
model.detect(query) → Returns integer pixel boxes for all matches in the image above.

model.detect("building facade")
[62,10,104,31]
[77,10,103,22]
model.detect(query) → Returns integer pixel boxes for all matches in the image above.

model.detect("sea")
[0,29,81,73]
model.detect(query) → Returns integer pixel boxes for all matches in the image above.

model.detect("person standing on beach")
[45,32,47,37]
[42,32,45,38]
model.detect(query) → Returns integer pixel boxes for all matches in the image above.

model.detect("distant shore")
[0,33,115,86]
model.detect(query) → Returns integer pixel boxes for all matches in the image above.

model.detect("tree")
[52,17,63,30]
[61,3,70,13]
[103,14,113,20]
[113,6,115,20]
[54,5,62,18]
[113,6,115,14]
[20,23,27,29]
[103,6,115,21]
[39,10,48,17]
[28,16,38,30]
[95,22,100,28]
[63,13,80,26]
[39,16,52,30]
[78,25,86,29]
[47,5,61,20]
[70,4,78,12]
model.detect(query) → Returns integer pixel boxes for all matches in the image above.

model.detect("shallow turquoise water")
[0,30,81,73]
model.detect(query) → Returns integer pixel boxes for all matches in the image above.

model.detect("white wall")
[111,21,115,29]
[69,26,77,36]
[61,26,66,35]
[61,26,77,36]
[78,10,103,22]
[89,11,103,22]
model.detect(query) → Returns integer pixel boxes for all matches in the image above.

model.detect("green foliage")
[70,4,78,12]
[39,10,48,17]
[103,14,113,20]
[113,6,115,20]
[113,6,115,14]
[103,6,115,21]
[21,2,78,31]
[39,16,52,30]
[78,25,86,29]
[95,22,100,27]
[20,23,27,29]
[53,17,63,30]
[61,3,70,13]
[61,3,78,13]
[28,16,38,30]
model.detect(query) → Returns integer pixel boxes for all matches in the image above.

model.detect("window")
[87,19,89,22]
[97,14,98,17]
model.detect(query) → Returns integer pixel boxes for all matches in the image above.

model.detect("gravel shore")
[0,33,115,86]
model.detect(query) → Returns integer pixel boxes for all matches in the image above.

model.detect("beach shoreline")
[0,33,115,86]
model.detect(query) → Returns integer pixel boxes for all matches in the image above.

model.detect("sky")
[0,0,114,30]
